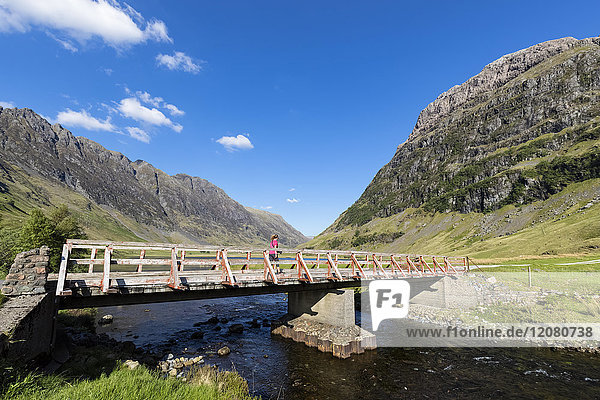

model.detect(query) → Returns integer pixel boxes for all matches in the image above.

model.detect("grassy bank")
[1,363,257,400]
[0,308,258,400]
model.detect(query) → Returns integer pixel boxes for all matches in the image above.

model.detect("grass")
[468,293,600,324]
[57,308,98,332]
[0,308,258,400]
[1,364,258,400]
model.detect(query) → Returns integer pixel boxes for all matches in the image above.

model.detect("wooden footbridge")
[51,239,469,308]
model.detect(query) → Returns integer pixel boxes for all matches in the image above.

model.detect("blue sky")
[0,0,599,236]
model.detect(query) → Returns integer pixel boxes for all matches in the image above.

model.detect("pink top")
[269,239,278,255]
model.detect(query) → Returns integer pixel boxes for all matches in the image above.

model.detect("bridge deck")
[53,240,468,308]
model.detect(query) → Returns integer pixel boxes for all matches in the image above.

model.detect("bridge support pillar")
[287,289,355,327]
[273,289,376,358]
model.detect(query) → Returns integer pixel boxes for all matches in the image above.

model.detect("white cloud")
[289,188,296,192]
[56,109,115,131]
[164,103,184,116]
[118,97,182,132]
[0,100,15,108]
[0,0,172,48]
[136,91,163,107]
[101,67,113,76]
[47,32,78,52]
[216,134,254,152]
[156,51,202,74]
[134,91,185,116]
[286,198,300,204]
[126,126,150,143]
[260,206,273,210]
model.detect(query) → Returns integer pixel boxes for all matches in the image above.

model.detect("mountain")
[0,107,307,247]
[308,36,600,259]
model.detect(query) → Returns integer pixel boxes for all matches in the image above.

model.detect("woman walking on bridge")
[269,234,281,274]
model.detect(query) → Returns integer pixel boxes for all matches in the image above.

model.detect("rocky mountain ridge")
[311,36,600,257]
[0,107,306,246]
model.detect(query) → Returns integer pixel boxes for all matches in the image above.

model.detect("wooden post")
[56,243,72,296]
[432,256,445,274]
[242,251,250,272]
[168,247,180,289]
[444,257,458,274]
[263,250,279,284]
[180,250,186,271]
[372,254,389,278]
[390,255,407,277]
[296,252,314,282]
[326,252,343,280]
[528,266,532,287]
[101,245,112,293]
[88,248,97,274]
[137,249,145,273]
[419,256,435,275]
[406,256,422,277]
[220,249,236,286]
[316,253,320,268]
[350,253,366,279]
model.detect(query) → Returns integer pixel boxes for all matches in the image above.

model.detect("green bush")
[0,205,86,273]
[351,231,404,247]
[0,226,19,277]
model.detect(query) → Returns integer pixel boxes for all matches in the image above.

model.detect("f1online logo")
[369,280,410,330]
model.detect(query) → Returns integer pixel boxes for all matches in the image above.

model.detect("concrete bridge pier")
[272,289,376,358]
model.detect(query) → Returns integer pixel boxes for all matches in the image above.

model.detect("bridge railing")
[54,240,469,296]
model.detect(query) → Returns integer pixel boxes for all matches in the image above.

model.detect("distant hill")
[0,107,307,247]
[308,36,600,259]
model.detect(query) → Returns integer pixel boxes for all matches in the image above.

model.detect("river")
[96,294,600,399]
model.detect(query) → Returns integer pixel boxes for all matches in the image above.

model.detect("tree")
[17,206,87,272]
[0,225,19,275]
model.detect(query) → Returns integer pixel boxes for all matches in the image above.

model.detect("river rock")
[173,361,184,369]
[205,316,219,324]
[169,369,177,377]
[191,331,204,340]
[249,319,260,328]
[99,314,114,325]
[120,341,136,354]
[486,276,497,284]
[218,346,231,356]
[123,360,140,370]
[228,324,244,334]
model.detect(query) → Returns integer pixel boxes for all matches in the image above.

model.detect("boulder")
[98,314,114,325]
[228,324,244,334]
[190,331,204,340]
[123,360,140,370]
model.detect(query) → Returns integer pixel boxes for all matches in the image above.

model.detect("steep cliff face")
[0,107,307,246]
[336,37,600,227]
[311,37,600,257]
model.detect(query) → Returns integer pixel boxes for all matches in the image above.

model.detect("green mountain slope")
[308,36,600,258]
[0,108,306,246]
